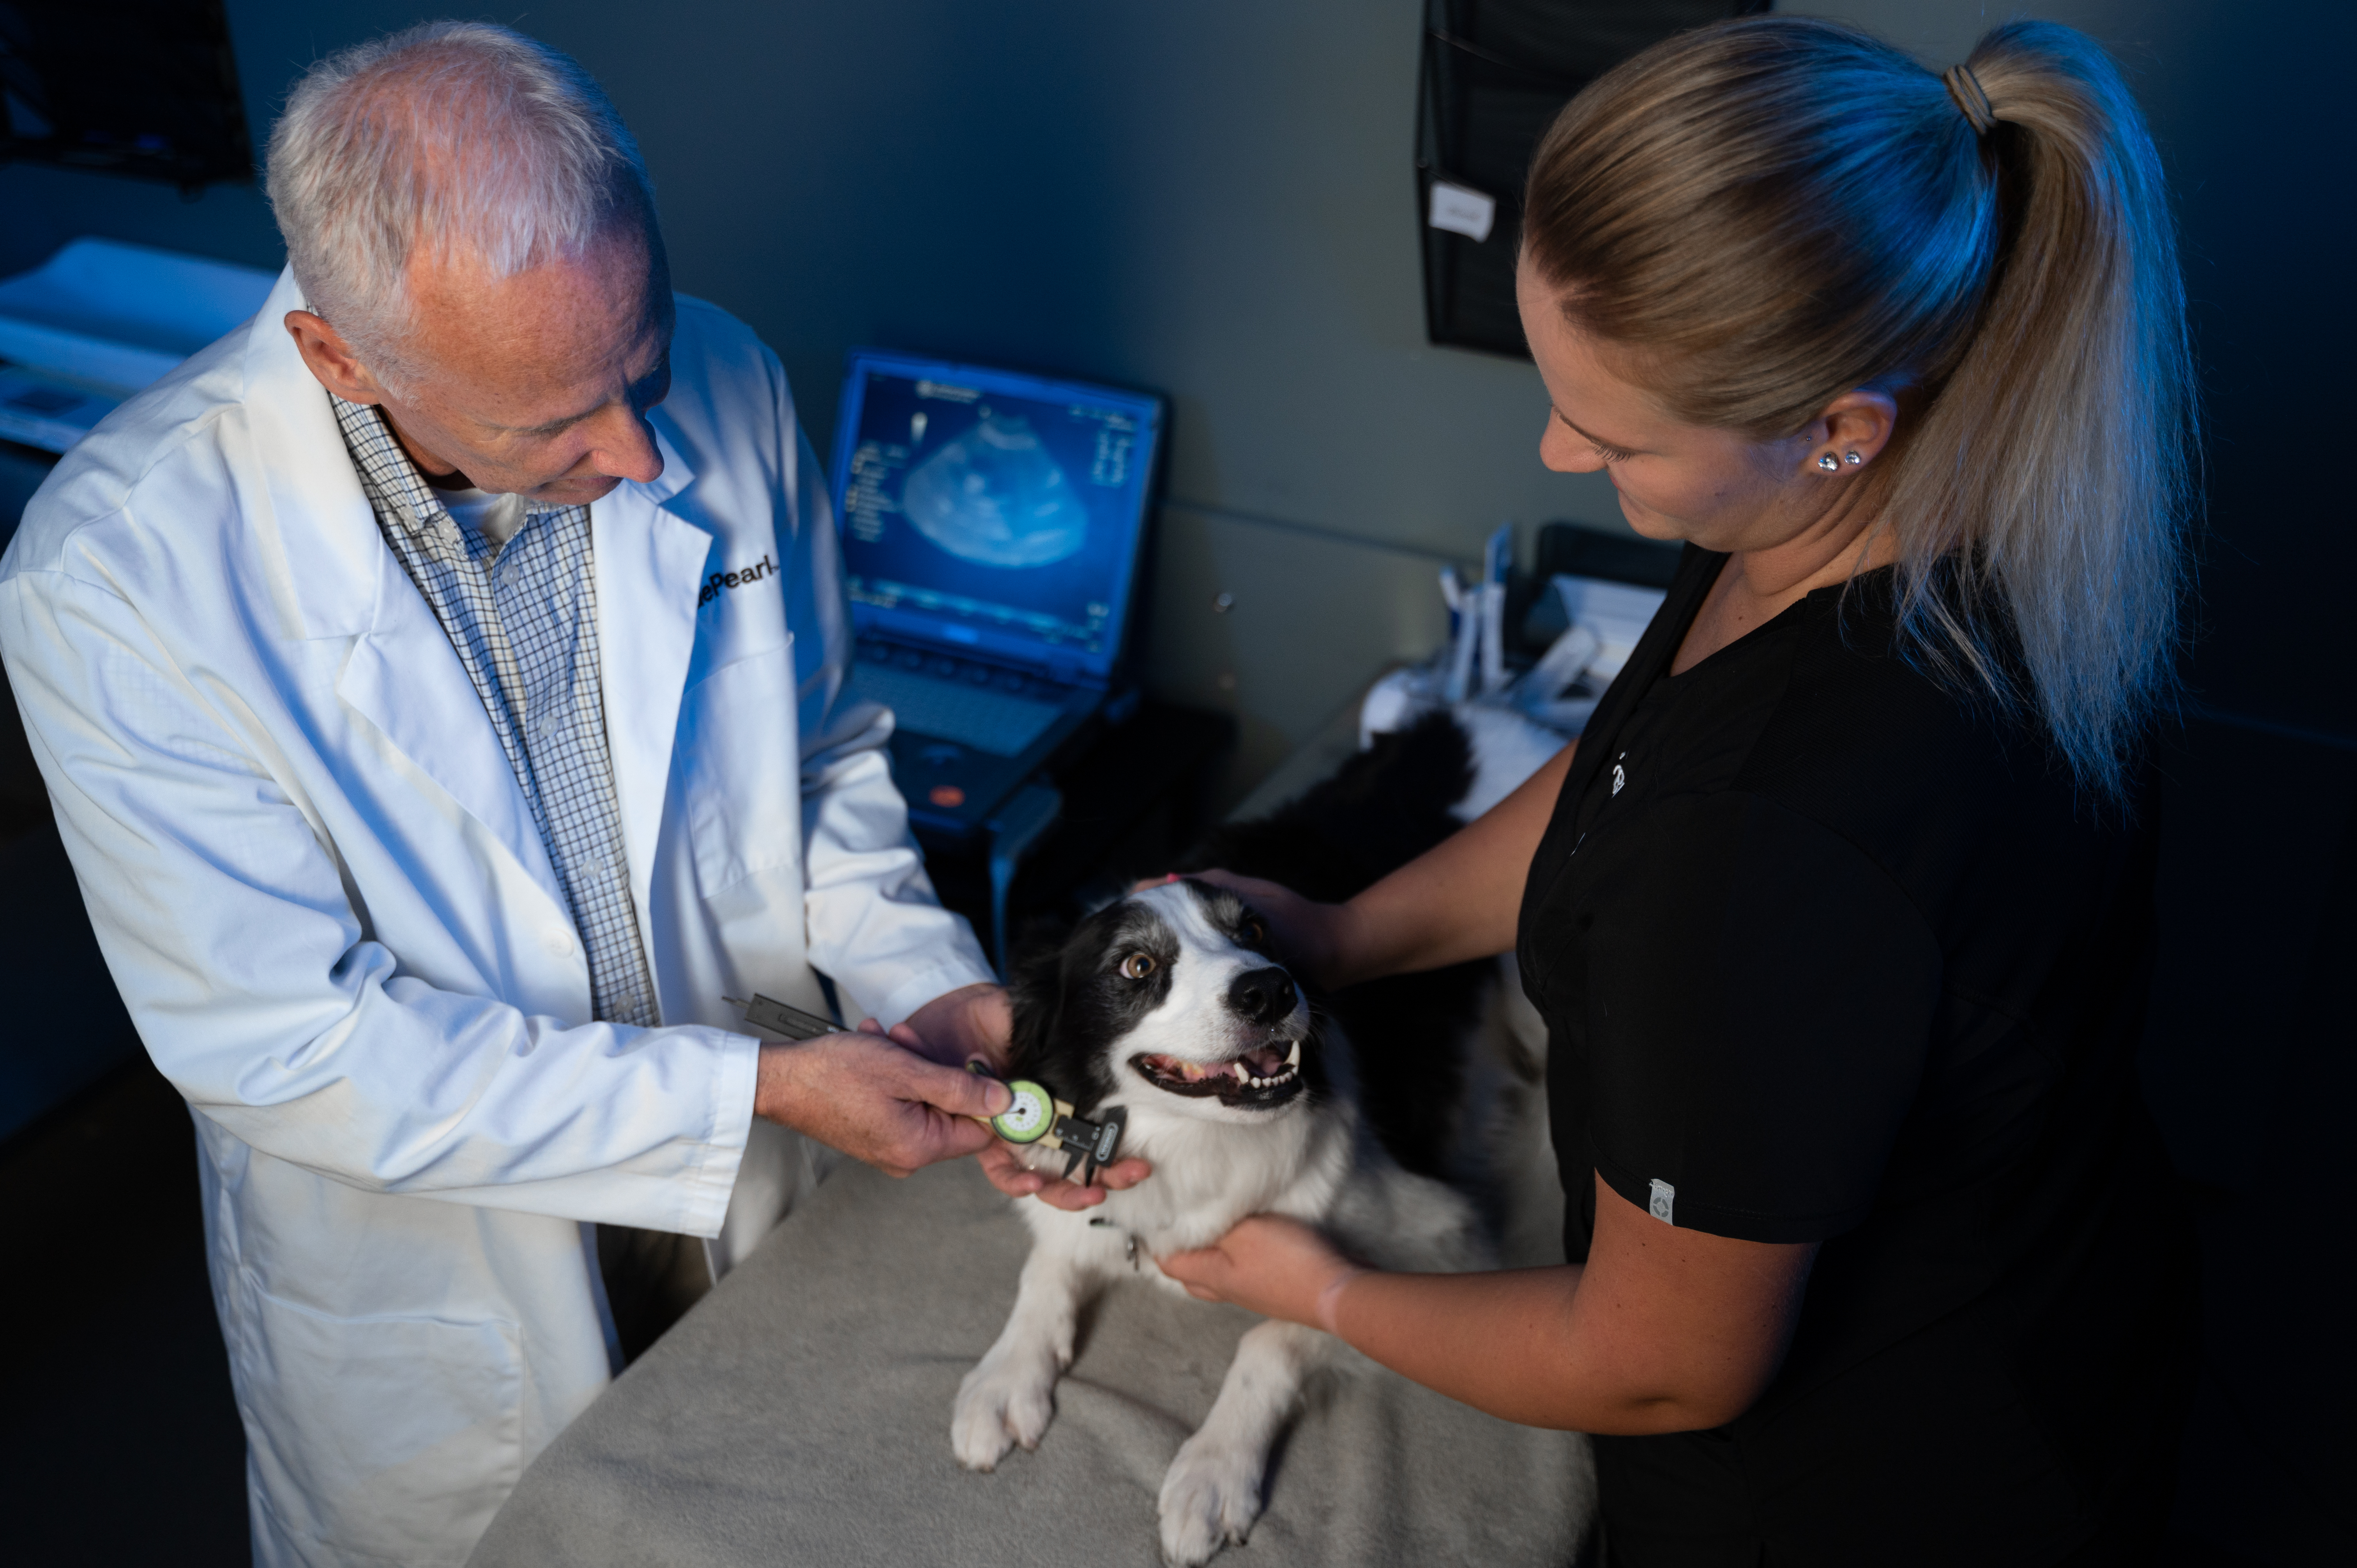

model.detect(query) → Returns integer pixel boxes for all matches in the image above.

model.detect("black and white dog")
[951,715,1557,1565]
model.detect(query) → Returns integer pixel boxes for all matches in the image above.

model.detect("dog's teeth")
[1284,1040,1301,1069]
[1230,1060,1250,1082]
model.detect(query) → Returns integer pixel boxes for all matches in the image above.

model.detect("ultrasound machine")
[830,349,1167,842]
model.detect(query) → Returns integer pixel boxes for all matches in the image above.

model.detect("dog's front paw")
[951,1354,1059,1472]
[1157,1435,1266,1566]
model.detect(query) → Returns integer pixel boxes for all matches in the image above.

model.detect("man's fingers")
[971,1146,1147,1210]
[977,1144,1049,1194]
[1094,1156,1152,1190]
[1028,1180,1108,1212]
[919,1114,997,1163]
[898,1053,1012,1119]
[873,1104,995,1174]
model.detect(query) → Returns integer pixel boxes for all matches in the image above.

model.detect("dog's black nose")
[1225,966,1297,1024]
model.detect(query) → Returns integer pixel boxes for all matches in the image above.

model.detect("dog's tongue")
[1239,1045,1286,1077]
[1144,1054,1216,1082]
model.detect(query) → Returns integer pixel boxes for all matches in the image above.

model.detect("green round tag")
[991,1079,1054,1144]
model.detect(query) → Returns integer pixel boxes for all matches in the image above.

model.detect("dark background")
[0,1,2348,1563]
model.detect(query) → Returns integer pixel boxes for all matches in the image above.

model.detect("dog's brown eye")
[1119,952,1156,980]
[1240,918,1266,945]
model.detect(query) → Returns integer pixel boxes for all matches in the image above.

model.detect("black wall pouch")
[1414,0,1771,360]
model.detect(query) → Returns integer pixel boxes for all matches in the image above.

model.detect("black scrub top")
[1518,547,2193,1567]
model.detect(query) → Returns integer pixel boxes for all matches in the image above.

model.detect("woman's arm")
[1159,1171,1815,1434]
[1202,742,1575,989]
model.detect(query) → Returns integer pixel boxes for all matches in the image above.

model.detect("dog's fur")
[1175,713,1555,1236]
[952,714,1557,1564]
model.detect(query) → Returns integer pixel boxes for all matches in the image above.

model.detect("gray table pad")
[471,1157,1593,1567]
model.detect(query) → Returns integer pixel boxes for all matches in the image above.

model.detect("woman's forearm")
[1328,1264,1739,1435]
[1157,1181,1814,1434]
[1328,743,1574,986]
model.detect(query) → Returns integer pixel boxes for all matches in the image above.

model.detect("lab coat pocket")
[677,642,798,899]
[234,1275,523,1565]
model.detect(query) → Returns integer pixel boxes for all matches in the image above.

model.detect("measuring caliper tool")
[974,1068,1128,1185]
[727,993,1126,1183]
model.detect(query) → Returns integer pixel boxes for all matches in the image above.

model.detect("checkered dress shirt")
[330,395,660,1028]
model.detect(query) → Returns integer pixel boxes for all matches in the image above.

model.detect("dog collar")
[1089,1216,1144,1270]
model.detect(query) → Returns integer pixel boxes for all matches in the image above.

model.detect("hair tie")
[1943,63,1996,136]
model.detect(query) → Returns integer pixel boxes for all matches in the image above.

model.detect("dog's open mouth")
[1129,1040,1304,1106]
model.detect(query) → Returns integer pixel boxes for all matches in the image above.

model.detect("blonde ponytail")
[1522,18,2194,802]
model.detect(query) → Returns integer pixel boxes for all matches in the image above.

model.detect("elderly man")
[0,21,1132,1567]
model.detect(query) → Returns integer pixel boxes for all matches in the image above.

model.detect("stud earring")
[1817,454,1839,471]
[1844,451,1864,466]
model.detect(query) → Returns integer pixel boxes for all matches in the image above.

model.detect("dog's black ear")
[1003,916,1071,1079]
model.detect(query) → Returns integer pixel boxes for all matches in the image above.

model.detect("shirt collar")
[328,394,574,548]
[328,393,456,539]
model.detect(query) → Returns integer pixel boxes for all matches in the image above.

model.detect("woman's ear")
[1801,387,1900,475]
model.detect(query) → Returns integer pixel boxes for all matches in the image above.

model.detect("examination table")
[468,1155,1594,1566]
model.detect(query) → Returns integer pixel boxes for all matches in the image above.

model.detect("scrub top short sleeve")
[1571,790,1944,1243]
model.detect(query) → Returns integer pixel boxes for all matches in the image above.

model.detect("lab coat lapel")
[593,418,709,961]
[238,266,564,908]
[338,546,563,903]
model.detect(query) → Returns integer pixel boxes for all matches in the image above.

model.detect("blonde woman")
[1160,18,2197,1564]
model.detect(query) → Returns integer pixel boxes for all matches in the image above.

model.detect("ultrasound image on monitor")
[832,355,1161,679]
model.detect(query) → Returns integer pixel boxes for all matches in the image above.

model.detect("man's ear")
[284,310,390,406]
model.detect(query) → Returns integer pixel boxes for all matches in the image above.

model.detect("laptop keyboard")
[848,659,1067,758]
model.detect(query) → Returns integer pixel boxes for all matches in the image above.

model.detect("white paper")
[1542,574,1669,683]
[1427,181,1497,244]
[0,237,273,390]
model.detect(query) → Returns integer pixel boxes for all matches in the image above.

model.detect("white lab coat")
[0,268,993,1566]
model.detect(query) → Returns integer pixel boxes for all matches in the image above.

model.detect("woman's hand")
[1158,1215,1364,1328]
[894,981,1012,1072]
[1152,871,1358,991]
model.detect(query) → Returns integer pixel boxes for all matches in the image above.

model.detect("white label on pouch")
[1428,181,1497,243]
[1648,1178,1676,1225]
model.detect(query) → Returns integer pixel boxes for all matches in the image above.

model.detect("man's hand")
[882,990,1152,1211]
[975,1141,1151,1211]
[753,1031,1009,1177]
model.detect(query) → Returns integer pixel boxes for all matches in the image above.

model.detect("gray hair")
[265,21,657,382]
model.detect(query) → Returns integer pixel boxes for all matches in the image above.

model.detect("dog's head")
[1005,878,1323,1127]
